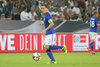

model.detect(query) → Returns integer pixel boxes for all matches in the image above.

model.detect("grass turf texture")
[0,52,100,67]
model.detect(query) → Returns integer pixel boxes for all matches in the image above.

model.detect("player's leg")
[45,46,55,61]
[45,45,56,64]
[88,32,93,52]
[44,35,56,64]
[49,45,63,50]
[49,45,67,54]
[90,33,97,54]
[91,44,95,54]
[48,34,67,54]
[90,37,96,54]
[88,40,95,53]
[44,34,67,64]
[89,40,94,50]
[88,32,96,54]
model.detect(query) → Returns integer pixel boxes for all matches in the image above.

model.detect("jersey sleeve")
[47,13,53,23]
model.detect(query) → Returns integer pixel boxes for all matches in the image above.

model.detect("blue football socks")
[46,50,55,62]
[46,45,63,62]
[89,41,94,51]
[49,45,63,50]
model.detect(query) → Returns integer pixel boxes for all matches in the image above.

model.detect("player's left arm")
[96,19,100,27]
[41,19,54,35]
[45,21,54,31]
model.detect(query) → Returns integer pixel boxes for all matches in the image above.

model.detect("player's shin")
[91,45,94,51]
[89,41,94,48]
[46,50,55,62]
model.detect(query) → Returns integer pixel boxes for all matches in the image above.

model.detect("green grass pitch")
[0,52,100,67]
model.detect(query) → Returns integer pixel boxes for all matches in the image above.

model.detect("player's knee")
[91,39,95,41]
[45,45,49,50]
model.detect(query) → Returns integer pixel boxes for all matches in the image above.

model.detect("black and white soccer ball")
[33,53,41,61]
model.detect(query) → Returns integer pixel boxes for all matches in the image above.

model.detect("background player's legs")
[91,44,94,51]
[89,32,96,51]
[88,32,96,54]
[90,42,95,54]
[89,41,94,51]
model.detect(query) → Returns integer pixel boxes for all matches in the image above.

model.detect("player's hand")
[40,21,44,26]
[41,30,46,35]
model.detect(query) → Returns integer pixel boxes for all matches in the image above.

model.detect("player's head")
[93,11,98,18]
[41,4,48,14]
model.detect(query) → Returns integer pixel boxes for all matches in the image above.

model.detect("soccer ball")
[33,53,41,61]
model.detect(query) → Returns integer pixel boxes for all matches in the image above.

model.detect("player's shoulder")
[90,16,96,20]
[95,17,98,20]
[46,12,51,15]
[46,12,52,17]
[93,16,98,21]
[92,16,98,19]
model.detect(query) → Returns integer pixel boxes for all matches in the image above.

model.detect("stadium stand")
[0,0,100,21]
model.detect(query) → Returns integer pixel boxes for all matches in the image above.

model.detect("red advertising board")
[0,33,100,53]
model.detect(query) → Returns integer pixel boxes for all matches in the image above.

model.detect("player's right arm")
[97,24,100,27]
[85,21,89,24]
[85,18,90,24]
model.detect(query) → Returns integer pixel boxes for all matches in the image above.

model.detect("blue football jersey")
[88,16,99,33]
[43,12,55,35]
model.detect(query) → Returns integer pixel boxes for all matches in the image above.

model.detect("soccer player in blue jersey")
[40,4,67,64]
[86,11,100,54]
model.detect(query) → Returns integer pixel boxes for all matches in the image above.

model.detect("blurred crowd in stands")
[0,0,100,21]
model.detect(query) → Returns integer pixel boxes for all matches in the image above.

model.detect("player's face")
[41,6,47,14]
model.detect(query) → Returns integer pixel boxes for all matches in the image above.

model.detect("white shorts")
[43,34,56,46]
[89,32,97,40]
